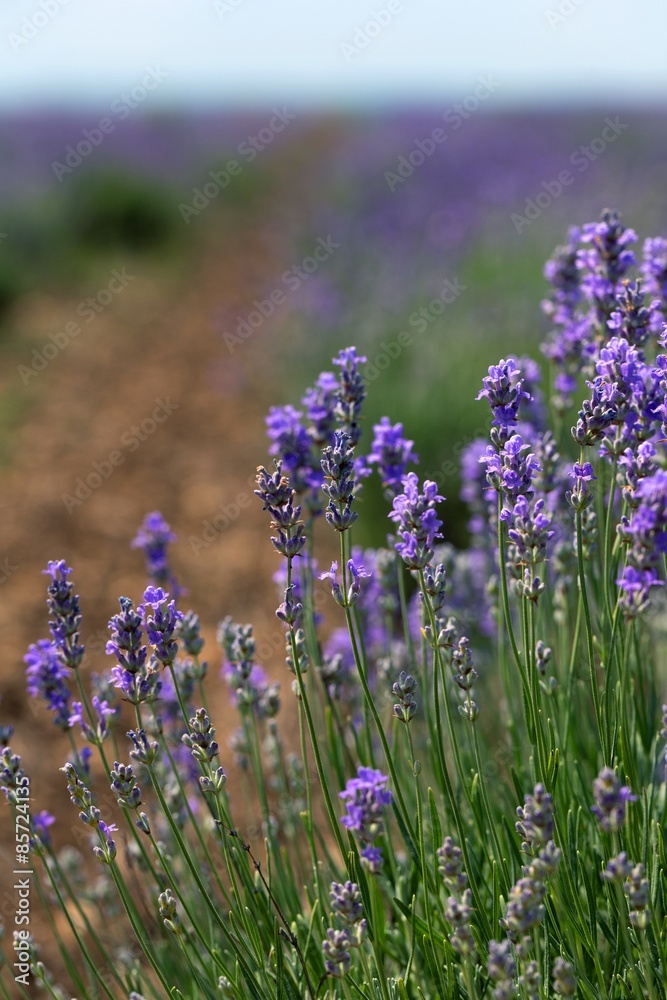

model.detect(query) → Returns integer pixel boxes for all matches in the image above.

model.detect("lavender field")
[2,107,667,999]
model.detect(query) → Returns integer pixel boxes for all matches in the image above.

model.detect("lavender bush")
[3,209,667,999]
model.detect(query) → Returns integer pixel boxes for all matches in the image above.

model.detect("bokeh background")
[1,0,666,989]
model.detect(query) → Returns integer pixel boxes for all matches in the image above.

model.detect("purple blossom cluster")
[590,767,637,832]
[577,209,637,323]
[339,766,392,872]
[264,347,368,515]
[477,358,532,449]
[255,461,307,560]
[364,416,418,497]
[44,560,84,670]
[25,639,71,730]
[132,511,180,595]
[322,881,367,979]
[105,581,193,711]
[617,470,667,616]
[389,472,444,569]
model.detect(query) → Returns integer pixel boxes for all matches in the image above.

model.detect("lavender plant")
[3,214,667,999]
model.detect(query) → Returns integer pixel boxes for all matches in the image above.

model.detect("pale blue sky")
[1,0,666,109]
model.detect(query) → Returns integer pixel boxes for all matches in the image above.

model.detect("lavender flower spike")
[332,346,367,446]
[366,416,418,496]
[139,587,184,667]
[25,640,71,730]
[591,767,637,832]
[320,559,370,607]
[43,560,84,670]
[255,461,307,558]
[339,766,391,872]
[390,472,444,569]
[132,511,179,594]
[477,358,532,448]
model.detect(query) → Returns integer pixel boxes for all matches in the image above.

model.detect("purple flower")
[516,783,554,849]
[618,441,658,508]
[25,640,71,729]
[96,820,118,863]
[360,845,383,874]
[266,404,322,506]
[392,671,418,724]
[222,662,279,718]
[591,767,637,832]
[322,928,352,978]
[506,496,554,564]
[106,597,147,674]
[500,875,547,940]
[390,472,444,569]
[567,461,597,511]
[601,852,633,883]
[641,237,667,329]
[578,209,637,322]
[318,560,370,614]
[571,377,622,447]
[617,469,667,615]
[332,347,367,447]
[542,227,582,323]
[43,560,84,670]
[477,358,532,448]
[110,761,143,810]
[139,587,183,667]
[607,280,661,348]
[68,696,117,744]
[255,461,308,558]
[32,810,55,846]
[330,880,364,926]
[302,371,339,447]
[320,561,343,604]
[177,610,204,658]
[571,462,596,482]
[365,417,418,496]
[132,511,179,594]
[110,665,161,705]
[482,434,540,512]
[339,767,391,869]
[321,431,358,532]
[487,939,516,991]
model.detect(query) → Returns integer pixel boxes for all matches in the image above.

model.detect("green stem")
[406,726,446,1000]
[576,508,607,763]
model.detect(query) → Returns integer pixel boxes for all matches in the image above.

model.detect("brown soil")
[0,146,339,990]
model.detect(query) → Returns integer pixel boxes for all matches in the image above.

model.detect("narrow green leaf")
[577,850,597,942]
[393,896,431,939]
[428,787,443,854]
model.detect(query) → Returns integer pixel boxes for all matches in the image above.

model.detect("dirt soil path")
[0,152,334,979]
